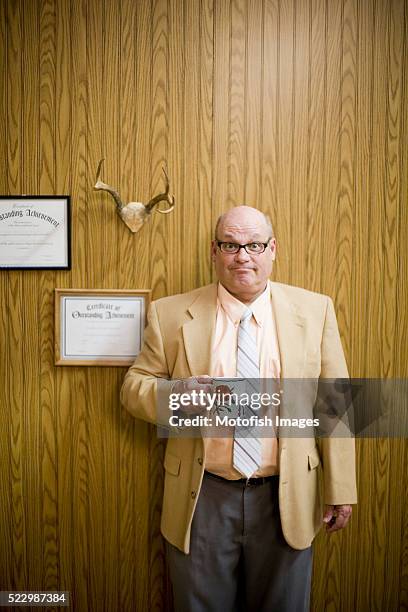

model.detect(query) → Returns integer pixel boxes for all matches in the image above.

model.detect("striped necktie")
[233,308,262,478]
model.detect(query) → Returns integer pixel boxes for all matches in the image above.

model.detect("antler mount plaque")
[94,158,175,233]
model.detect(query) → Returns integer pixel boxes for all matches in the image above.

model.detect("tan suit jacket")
[121,282,357,553]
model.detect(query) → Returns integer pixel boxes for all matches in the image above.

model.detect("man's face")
[211,208,276,303]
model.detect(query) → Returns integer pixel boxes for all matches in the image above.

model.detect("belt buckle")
[246,476,267,486]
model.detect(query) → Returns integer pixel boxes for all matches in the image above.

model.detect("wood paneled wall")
[0,0,407,610]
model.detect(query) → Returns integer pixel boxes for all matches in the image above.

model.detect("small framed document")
[55,289,151,366]
[0,195,71,269]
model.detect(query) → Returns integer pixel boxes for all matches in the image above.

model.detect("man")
[121,206,357,611]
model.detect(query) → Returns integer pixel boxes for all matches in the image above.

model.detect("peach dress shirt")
[204,281,281,478]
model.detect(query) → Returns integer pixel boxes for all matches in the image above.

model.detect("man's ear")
[270,238,276,261]
[211,240,217,262]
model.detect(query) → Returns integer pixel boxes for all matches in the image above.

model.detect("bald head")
[214,206,273,240]
[211,205,276,304]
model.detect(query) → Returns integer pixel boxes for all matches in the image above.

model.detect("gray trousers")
[166,471,312,612]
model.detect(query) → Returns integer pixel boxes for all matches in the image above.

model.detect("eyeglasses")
[216,239,272,254]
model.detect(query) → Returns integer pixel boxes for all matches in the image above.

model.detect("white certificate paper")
[58,293,147,365]
[0,197,70,268]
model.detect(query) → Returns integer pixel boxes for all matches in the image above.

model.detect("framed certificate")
[55,289,151,366]
[0,195,71,269]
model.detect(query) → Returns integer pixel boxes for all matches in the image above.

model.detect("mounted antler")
[94,158,175,233]
[145,167,175,214]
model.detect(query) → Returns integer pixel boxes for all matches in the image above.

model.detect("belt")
[204,470,278,487]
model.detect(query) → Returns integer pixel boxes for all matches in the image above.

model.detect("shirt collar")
[217,281,271,327]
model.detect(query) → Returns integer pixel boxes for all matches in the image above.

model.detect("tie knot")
[240,308,253,324]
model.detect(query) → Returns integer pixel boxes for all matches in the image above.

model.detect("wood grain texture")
[167,0,184,295]
[307,0,325,294]
[6,0,28,593]
[369,4,392,610]
[132,2,153,609]
[183,0,200,293]
[212,0,230,281]
[328,1,357,607]
[117,1,140,608]
[321,0,342,302]
[55,0,73,597]
[290,0,308,290]
[198,0,214,286]
[21,0,42,594]
[39,0,59,594]
[86,2,107,610]
[0,0,11,591]
[69,0,90,609]
[398,4,408,605]
[276,0,294,283]
[350,3,374,610]
[102,3,121,610]
[246,0,262,207]
[229,0,246,206]
[150,1,168,610]
[261,0,279,259]
[0,0,407,610]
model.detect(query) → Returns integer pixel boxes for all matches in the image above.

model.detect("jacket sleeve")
[120,301,175,429]
[319,297,358,505]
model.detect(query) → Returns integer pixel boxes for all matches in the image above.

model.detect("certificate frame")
[0,195,71,270]
[55,288,151,366]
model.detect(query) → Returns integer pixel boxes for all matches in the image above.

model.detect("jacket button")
[197,457,203,465]
[191,491,197,499]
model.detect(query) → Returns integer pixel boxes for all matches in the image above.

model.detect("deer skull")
[94,158,175,233]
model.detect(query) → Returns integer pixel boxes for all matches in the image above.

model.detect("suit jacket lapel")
[270,282,306,378]
[270,283,307,441]
[182,284,218,376]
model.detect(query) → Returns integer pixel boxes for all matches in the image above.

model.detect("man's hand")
[323,504,352,533]
[172,376,214,415]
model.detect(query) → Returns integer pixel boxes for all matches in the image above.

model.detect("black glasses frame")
[216,239,271,254]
